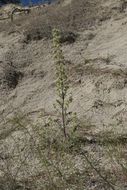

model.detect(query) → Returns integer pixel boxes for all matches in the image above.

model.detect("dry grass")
[1,113,127,189]
[0,0,112,37]
[1,1,127,189]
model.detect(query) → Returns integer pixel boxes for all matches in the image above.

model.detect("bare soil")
[0,0,127,189]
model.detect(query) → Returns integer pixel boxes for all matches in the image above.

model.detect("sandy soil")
[0,0,127,189]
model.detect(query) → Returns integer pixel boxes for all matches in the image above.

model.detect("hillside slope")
[0,0,127,129]
[0,0,127,189]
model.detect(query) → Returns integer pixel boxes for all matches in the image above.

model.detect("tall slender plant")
[52,29,74,138]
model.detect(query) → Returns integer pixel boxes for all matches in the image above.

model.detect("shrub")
[23,24,52,43]
[59,30,77,44]
[2,67,23,89]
